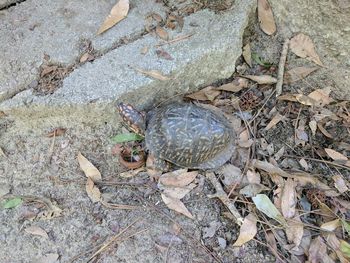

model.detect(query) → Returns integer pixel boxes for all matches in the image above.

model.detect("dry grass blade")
[133,67,171,81]
[97,0,129,34]
[257,0,276,35]
[156,33,194,47]
[290,33,323,66]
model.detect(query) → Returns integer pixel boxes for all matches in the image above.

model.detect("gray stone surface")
[0,0,18,9]
[0,0,256,132]
[0,0,166,102]
[270,0,350,99]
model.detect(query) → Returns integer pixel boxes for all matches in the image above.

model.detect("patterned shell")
[145,103,235,169]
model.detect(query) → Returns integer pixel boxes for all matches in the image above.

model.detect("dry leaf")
[215,78,249,93]
[97,0,129,34]
[119,167,145,178]
[133,67,171,81]
[156,49,173,60]
[317,123,333,138]
[80,53,90,63]
[239,183,269,197]
[321,219,341,231]
[217,164,242,187]
[309,237,334,263]
[332,175,349,193]
[284,66,318,84]
[290,33,323,66]
[238,138,254,148]
[274,146,285,161]
[325,148,348,161]
[257,0,276,35]
[242,43,252,67]
[243,75,277,84]
[86,178,101,203]
[163,184,196,200]
[281,178,296,218]
[308,87,333,106]
[286,214,304,248]
[46,128,66,137]
[246,170,261,184]
[25,226,49,239]
[186,86,220,101]
[77,152,102,182]
[233,213,257,246]
[159,169,198,187]
[277,93,298,102]
[252,194,286,225]
[155,26,169,40]
[295,94,317,106]
[265,113,283,130]
[161,193,194,219]
[309,120,317,136]
[140,46,149,55]
[299,158,309,171]
[265,231,279,258]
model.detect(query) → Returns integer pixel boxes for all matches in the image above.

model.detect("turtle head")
[117,103,146,136]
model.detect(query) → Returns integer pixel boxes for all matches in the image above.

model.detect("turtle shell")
[145,103,235,169]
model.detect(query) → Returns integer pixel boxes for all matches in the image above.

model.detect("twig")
[156,33,194,47]
[284,155,350,171]
[206,172,244,225]
[88,217,142,261]
[275,38,290,97]
[100,199,140,210]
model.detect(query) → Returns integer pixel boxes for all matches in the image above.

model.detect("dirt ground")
[1,1,350,263]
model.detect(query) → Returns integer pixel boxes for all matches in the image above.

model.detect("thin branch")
[275,38,290,97]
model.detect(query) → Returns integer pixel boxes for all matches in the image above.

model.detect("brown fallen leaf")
[77,152,102,182]
[217,164,242,187]
[215,78,249,93]
[299,158,309,171]
[265,231,279,259]
[133,67,171,81]
[24,226,49,239]
[97,0,129,35]
[41,65,58,77]
[246,170,261,184]
[325,148,348,161]
[265,113,284,130]
[233,213,257,246]
[155,26,169,40]
[290,33,323,66]
[277,93,298,102]
[155,49,173,60]
[295,94,317,106]
[46,128,66,137]
[285,214,304,248]
[308,87,333,106]
[321,219,341,231]
[309,120,317,136]
[284,66,318,84]
[186,86,220,101]
[159,169,198,187]
[317,123,333,138]
[239,183,269,197]
[308,236,334,263]
[257,0,276,35]
[86,177,101,203]
[242,43,252,67]
[119,167,145,178]
[281,178,296,219]
[243,75,277,84]
[162,184,196,200]
[332,175,349,193]
[161,193,194,219]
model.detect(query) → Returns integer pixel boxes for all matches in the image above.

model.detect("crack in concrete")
[0,0,26,10]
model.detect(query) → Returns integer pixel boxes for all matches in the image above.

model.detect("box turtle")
[118,102,236,171]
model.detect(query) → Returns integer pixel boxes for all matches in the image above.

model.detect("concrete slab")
[0,0,166,102]
[0,0,256,132]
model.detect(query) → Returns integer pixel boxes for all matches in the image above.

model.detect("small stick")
[156,33,194,47]
[206,172,244,225]
[275,38,290,97]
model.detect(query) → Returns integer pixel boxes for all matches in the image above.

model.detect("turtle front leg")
[146,155,170,181]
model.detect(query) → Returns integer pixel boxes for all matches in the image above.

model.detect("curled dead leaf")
[77,152,102,182]
[265,113,284,130]
[215,78,249,93]
[290,33,323,66]
[159,169,198,187]
[186,86,220,101]
[24,226,49,239]
[97,0,129,35]
[243,75,277,84]
[233,213,257,246]
[308,87,333,106]
[257,0,276,35]
[86,177,101,203]
[281,178,296,219]
[242,43,252,67]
